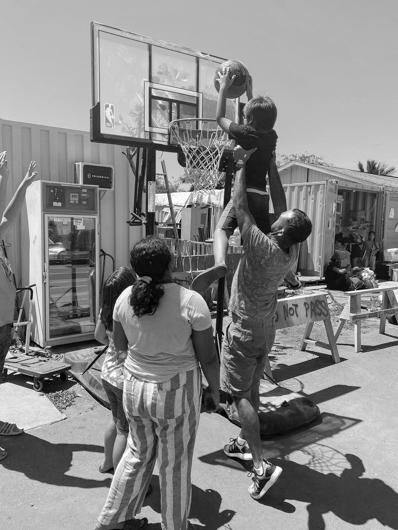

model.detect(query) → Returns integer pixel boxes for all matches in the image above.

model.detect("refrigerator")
[26,181,100,347]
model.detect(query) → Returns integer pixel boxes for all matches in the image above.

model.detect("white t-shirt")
[113,283,212,383]
[0,256,16,327]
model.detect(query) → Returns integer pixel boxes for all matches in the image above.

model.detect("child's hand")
[23,161,39,184]
[217,67,236,92]
[0,151,8,177]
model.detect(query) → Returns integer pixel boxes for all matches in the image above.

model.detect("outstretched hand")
[0,151,8,177]
[23,161,39,184]
[217,67,236,92]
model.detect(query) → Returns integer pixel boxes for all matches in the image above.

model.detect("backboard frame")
[90,22,241,151]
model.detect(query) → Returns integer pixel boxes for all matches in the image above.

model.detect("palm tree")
[358,159,396,176]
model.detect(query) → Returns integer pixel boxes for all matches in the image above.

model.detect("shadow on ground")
[266,453,398,530]
[1,432,111,488]
[201,444,398,529]
[271,353,347,381]
[141,476,235,529]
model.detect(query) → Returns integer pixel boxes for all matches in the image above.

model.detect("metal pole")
[215,153,234,353]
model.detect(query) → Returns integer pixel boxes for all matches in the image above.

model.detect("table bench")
[334,281,398,352]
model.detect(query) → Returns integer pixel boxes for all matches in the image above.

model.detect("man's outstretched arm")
[234,161,256,243]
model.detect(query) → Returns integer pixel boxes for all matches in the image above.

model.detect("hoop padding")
[169,119,233,191]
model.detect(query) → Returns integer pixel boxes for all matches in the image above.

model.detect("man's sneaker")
[223,438,253,461]
[248,460,282,500]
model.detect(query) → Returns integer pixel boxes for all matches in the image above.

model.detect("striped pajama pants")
[97,366,202,530]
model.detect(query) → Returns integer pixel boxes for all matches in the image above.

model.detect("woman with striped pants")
[95,237,220,530]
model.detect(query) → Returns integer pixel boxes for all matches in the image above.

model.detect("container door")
[284,180,338,278]
[321,180,339,274]
[45,215,97,344]
[383,193,398,251]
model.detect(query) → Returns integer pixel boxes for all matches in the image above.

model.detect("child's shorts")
[102,378,129,433]
[220,193,271,236]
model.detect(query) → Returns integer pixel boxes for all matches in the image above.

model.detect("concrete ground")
[1,290,398,529]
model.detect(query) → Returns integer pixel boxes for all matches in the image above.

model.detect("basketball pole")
[215,153,234,355]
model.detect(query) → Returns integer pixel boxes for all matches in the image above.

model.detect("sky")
[1,0,398,172]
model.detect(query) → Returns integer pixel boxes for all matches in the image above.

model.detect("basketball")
[214,60,249,99]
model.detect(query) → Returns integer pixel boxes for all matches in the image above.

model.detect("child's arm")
[268,154,286,216]
[94,315,109,345]
[216,68,236,133]
[113,320,128,352]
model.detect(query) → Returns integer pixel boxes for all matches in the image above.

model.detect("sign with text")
[75,163,114,190]
[275,293,330,330]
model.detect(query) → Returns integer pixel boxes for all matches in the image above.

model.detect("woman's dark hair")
[100,267,136,331]
[129,237,172,317]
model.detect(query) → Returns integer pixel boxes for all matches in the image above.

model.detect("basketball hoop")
[169,119,233,191]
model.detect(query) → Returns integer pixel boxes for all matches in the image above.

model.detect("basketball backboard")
[90,22,242,149]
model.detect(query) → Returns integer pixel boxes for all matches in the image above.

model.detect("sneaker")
[191,265,227,293]
[223,437,253,461]
[248,460,282,500]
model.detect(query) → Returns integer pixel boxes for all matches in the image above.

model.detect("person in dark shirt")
[192,68,290,293]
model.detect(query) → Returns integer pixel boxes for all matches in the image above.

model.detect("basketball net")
[169,119,233,192]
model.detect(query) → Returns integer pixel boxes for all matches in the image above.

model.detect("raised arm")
[0,160,38,240]
[233,148,257,241]
[216,68,235,133]
[0,152,9,216]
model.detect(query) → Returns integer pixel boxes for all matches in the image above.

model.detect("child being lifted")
[192,67,298,293]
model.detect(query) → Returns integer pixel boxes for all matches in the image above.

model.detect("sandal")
[0,446,7,461]
[0,421,24,436]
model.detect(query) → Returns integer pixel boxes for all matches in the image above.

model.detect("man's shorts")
[219,195,271,237]
[220,315,276,398]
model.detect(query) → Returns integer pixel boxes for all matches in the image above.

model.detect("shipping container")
[279,161,398,277]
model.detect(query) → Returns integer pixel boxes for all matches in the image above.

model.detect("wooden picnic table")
[334,281,398,352]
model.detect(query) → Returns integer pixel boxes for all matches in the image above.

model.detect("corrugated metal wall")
[278,164,391,275]
[283,181,337,276]
[0,119,143,287]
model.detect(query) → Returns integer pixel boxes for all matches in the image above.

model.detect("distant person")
[349,232,364,267]
[192,68,287,293]
[325,234,352,291]
[95,267,135,474]
[220,149,312,501]
[0,151,38,460]
[95,237,220,530]
[363,231,380,271]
